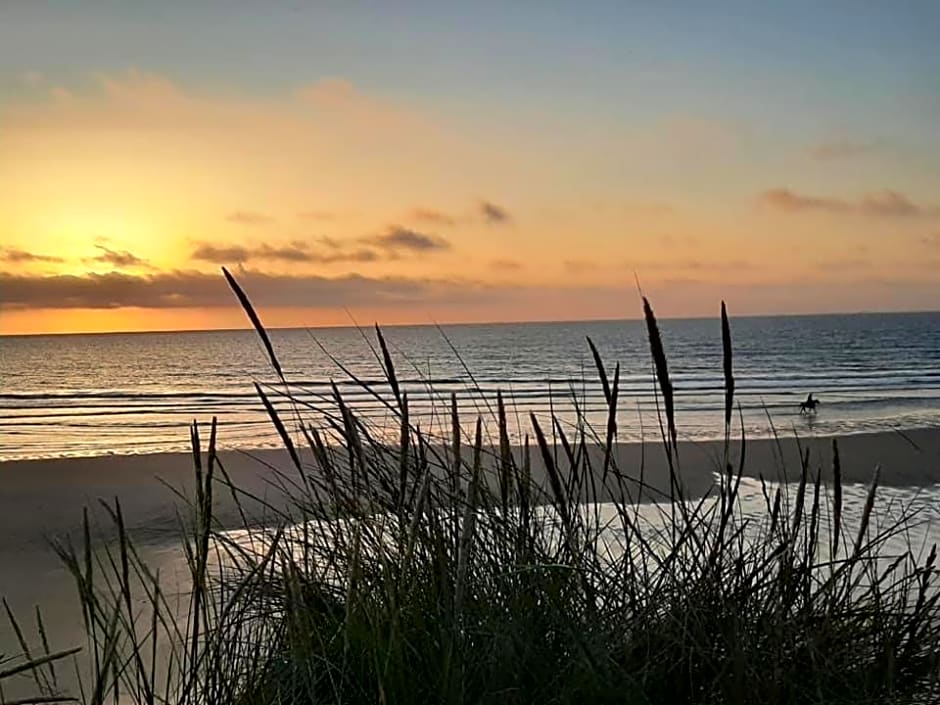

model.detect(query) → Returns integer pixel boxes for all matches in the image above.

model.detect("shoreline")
[3,422,939,465]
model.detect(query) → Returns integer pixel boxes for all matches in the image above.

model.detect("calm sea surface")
[2,312,939,461]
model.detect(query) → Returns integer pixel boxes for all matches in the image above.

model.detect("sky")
[1,1,939,335]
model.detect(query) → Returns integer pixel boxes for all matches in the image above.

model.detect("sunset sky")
[2,2,939,335]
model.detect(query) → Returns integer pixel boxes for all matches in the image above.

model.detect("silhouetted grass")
[5,274,940,704]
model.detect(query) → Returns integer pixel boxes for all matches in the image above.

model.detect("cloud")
[3,268,937,320]
[0,247,64,264]
[490,259,522,271]
[854,192,926,217]
[759,189,844,212]
[86,245,149,268]
[190,243,251,263]
[758,188,935,217]
[479,200,511,225]
[807,138,874,161]
[0,269,488,311]
[365,226,451,252]
[407,207,456,226]
[226,210,275,226]
[192,228,452,267]
[404,201,511,227]
[318,236,345,249]
[253,242,317,263]
[190,239,379,264]
[320,248,380,263]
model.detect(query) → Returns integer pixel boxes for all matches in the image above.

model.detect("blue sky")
[4,3,937,106]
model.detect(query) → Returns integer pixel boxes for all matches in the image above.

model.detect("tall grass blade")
[586,336,611,405]
[642,296,676,452]
[853,465,881,557]
[255,382,302,471]
[222,266,284,380]
[0,648,82,683]
[721,301,734,430]
[832,438,843,558]
[497,390,511,514]
[450,392,461,496]
[375,324,402,410]
[601,362,620,484]
[531,412,572,536]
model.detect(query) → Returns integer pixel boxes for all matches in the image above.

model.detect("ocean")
[2,311,939,461]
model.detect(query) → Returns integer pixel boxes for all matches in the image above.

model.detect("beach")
[3,427,938,550]
[4,427,939,650]
[2,429,939,702]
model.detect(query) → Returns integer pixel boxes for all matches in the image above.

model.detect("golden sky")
[2,5,939,334]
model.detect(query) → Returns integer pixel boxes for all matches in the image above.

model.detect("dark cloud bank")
[0,270,491,310]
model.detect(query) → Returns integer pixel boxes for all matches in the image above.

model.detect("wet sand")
[2,428,938,553]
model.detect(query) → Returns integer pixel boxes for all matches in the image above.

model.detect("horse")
[799,393,819,414]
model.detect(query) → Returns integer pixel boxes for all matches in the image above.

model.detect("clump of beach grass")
[6,270,940,704]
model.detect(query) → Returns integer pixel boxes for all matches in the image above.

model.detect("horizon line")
[2,308,938,339]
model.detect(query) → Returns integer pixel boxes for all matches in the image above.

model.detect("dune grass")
[4,273,940,704]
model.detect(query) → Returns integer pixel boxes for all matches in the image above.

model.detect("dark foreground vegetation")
[4,272,939,704]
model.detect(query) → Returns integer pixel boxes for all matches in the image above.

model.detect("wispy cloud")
[190,243,251,263]
[226,210,276,226]
[404,200,512,227]
[0,247,64,264]
[190,239,379,264]
[86,245,150,268]
[479,200,512,225]
[758,188,936,217]
[407,207,457,226]
[807,138,874,161]
[253,242,319,263]
[365,226,451,252]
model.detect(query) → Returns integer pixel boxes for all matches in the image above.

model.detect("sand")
[2,428,938,552]
[1,428,939,677]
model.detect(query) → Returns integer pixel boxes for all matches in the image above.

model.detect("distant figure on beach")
[799,393,819,414]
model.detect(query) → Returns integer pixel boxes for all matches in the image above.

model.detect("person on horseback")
[799,393,819,414]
